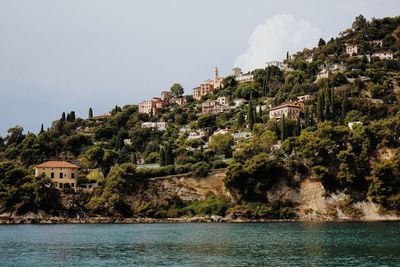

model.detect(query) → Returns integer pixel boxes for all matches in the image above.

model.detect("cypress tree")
[330,87,335,120]
[69,111,76,122]
[341,93,348,123]
[304,107,309,128]
[89,107,93,119]
[164,142,174,165]
[237,111,245,128]
[296,116,301,136]
[40,124,44,133]
[159,147,165,167]
[131,153,137,164]
[61,112,66,121]
[317,93,324,121]
[248,94,254,130]
[324,86,330,120]
[280,114,286,140]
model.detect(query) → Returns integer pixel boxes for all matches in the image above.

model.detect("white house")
[346,44,358,56]
[232,67,254,83]
[268,104,302,120]
[141,122,167,131]
[372,52,393,60]
[232,132,252,140]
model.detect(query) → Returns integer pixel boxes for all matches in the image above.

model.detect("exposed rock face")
[128,170,230,209]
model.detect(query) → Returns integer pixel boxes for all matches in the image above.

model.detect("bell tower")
[214,67,219,83]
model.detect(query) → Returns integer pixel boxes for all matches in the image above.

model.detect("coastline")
[1,213,400,224]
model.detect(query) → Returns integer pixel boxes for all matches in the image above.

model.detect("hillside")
[1,15,400,222]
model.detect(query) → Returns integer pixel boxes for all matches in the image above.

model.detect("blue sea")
[1,222,400,266]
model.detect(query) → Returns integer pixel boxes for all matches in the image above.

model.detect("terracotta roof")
[35,161,79,169]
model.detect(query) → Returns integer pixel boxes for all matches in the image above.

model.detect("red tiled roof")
[35,161,79,169]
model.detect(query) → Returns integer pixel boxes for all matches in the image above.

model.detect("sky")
[0,0,398,135]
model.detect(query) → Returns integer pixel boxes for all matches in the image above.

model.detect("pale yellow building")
[34,161,79,190]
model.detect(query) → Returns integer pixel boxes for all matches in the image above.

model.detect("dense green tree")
[209,133,234,158]
[318,38,326,47]
[89,107,93,119]
[159,147,166,167]
[170,83,184,97]
[248,95,254,131]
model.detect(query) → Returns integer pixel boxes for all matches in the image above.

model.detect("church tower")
[214,67,219,83]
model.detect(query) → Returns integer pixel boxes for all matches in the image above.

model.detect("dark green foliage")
[192,162,211,177]
[247,95,254,131]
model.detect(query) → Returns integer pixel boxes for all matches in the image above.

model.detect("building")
[161,91,172,104]
[265,61,284,69]
[369,40,383,47]
[346,44,358,56]
[232,132,252,140]
[268,104,302,120]
[138,90,175,114]
[141,122,167,131]
[232,67,254,83]
[316,63,345,81]
[296,95,313,102]
[93,112,112,121]
[213,128,230,136]
[34,161,79,190]
[192,67,224,100]
[201,100,229,115]
[193,82,214,101]
[188,130,207,139]
[138,100,155,114]
[232,98,247,108]
[372,52,393,60]
[201,96,229,115]
[171,97,187,106]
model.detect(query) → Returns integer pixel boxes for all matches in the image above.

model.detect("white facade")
[232,67,254,83]
[188,130,207,139]
[213,128,230,135]
[232,98,247,108]
[372,52,393,60]
[141,122,167,131]
[265,61,284,69]
[232,132,252,140]
[268,104,302,120]
[296,95,313,102]
[346,44,358,56]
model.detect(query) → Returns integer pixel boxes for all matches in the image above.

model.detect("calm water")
[1,222,400,266]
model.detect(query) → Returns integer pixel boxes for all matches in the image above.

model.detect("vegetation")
[1,15,400,219]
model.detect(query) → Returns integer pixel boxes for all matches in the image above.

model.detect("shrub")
[191,162,211,177]
[212,160,227,169]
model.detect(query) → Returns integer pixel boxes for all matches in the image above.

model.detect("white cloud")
[234,14,322,71]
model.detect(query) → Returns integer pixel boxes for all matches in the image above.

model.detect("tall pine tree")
[159,147,166,166]
[248,94,254,130]
[89,107,93,119]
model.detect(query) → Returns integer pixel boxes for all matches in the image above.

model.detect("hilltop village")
[2,15,400,222]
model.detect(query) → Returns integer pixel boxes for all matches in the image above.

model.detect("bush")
[211,160,227,169]
[191,162,211,177]
[182,195,233,216]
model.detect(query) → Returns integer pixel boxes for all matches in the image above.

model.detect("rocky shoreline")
[1,211,399,224]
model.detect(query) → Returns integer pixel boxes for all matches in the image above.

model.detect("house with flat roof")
[34,161,79,190]
[268,104,302,120]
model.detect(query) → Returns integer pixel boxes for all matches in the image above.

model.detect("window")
[51,173,54,178]
[71,173,75,179]
[59,172,63,179]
